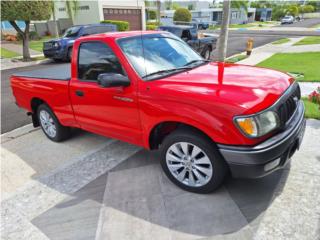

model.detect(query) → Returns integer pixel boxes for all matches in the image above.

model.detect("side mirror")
[97,73,130,88]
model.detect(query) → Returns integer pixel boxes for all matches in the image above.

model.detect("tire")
[202,47,211,60]
[37,104,71,142]
[160,128,227,193]
[66,47,72,62]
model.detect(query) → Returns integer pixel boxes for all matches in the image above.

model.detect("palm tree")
[65,0,78,24]
[217,0,231,62]
[51,3,59,38]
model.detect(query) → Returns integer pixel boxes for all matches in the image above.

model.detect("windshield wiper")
[142,66,193,79]
[184,59,211,66]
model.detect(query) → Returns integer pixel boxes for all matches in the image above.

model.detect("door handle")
[75,90,84,97]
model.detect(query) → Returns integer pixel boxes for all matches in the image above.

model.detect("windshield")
[118,34,203,80]
[63,26,81,38]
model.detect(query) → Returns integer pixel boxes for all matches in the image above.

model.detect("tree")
[286,5,299,17]
[173,8,192,23]
[299,5,315,14]
[217,0,231,62]
[231,0,248,12]
[172,3,181,10]
[148,10,157,20]
[1,1,53,61]
[65,0,78,24]
[50,3,59,38]
[188,4,194,11]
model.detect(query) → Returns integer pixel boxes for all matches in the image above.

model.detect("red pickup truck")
[11,31,306,193]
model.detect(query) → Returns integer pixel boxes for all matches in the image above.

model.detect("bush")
[148,10,157,20]
[100,20,129,31]
[173,8,192,23]
[16,31,40,41]
[3,33,17,41]
[146,24,158,30]
[308,87,320,105]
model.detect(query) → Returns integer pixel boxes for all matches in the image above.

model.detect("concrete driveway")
[1,120,320,240]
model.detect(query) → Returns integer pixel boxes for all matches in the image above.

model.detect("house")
[255,8,272,22]
[4,0,146,36]
[55,0,146,30]
[161,7,256,25]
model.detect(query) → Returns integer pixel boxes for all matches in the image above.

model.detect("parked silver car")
[281,16,294,24]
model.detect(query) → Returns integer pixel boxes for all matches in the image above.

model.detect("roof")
[79,31,163,40]
[159,25,193,30]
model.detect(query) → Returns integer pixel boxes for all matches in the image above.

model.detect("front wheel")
[37,104,71,142]
[160,129,227,193]
[202,47,211,60]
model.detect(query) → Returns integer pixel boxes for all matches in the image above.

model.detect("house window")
[59,7,66,12]
[231,12,237,19]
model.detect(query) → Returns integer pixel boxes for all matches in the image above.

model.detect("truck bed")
[12,64,70,81]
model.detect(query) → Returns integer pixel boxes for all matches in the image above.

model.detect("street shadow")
[32,149,289,240]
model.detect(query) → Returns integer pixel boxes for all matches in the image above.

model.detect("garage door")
[103,8,142,30]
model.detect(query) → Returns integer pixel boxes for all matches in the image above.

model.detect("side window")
[78,42,124,81]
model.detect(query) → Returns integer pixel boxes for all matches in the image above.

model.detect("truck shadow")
[32,149,289,239]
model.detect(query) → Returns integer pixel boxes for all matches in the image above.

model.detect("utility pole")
[217,0,231,62]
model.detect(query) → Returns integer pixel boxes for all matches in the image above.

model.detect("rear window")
[82,26,115,35]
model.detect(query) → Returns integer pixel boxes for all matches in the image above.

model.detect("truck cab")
[158,25,217,59]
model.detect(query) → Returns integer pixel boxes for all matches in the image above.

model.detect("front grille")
[43,42,53,50]
[277,84,301,126]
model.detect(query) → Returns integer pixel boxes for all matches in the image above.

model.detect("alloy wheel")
[166,142,213,187]
[39,110,57,138]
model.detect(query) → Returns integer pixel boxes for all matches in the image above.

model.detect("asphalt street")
[1,18,319,133]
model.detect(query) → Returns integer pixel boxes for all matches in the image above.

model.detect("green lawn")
[312,23,320,28]
[257,52,320,82]
[272,38,290,45]
[302,98,320,120]
[0,47,20,58]
[19,36,55,52]
[229,23,255,28]
[294,36,320,46]
[226,54,248,63]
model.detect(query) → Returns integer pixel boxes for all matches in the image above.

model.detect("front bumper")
[43,48,65,59]
[218,101,306,178]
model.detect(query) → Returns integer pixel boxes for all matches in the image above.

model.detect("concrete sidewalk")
[237,37,320,66]
[1,120,320,240]
[2,42,41,56]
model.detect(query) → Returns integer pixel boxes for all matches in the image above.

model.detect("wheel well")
[149,122,213,150]
[30,98,45,127]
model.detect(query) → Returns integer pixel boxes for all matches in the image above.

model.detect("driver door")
[69,41,142,145]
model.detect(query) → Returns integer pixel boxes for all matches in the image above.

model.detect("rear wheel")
[37,104,71,142]
[160,129,227,193]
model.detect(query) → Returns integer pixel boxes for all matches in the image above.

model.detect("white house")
[54,0,146,30]
[31,0,146,36]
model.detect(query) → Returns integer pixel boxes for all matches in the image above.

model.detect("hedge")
[173,8,192,23]
[146,24,158,30]
[100,20,129,31]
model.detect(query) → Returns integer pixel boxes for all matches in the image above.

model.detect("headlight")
[235,110,279,138]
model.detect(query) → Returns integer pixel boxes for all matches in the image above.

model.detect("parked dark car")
[158,25,217,59]
[192,19,209,30]
[43,24,117,62]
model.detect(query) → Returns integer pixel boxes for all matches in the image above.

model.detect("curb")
[1,124,39,144]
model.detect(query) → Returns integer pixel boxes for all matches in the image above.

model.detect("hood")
[152,62,294,114]
[47,37,76,44]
